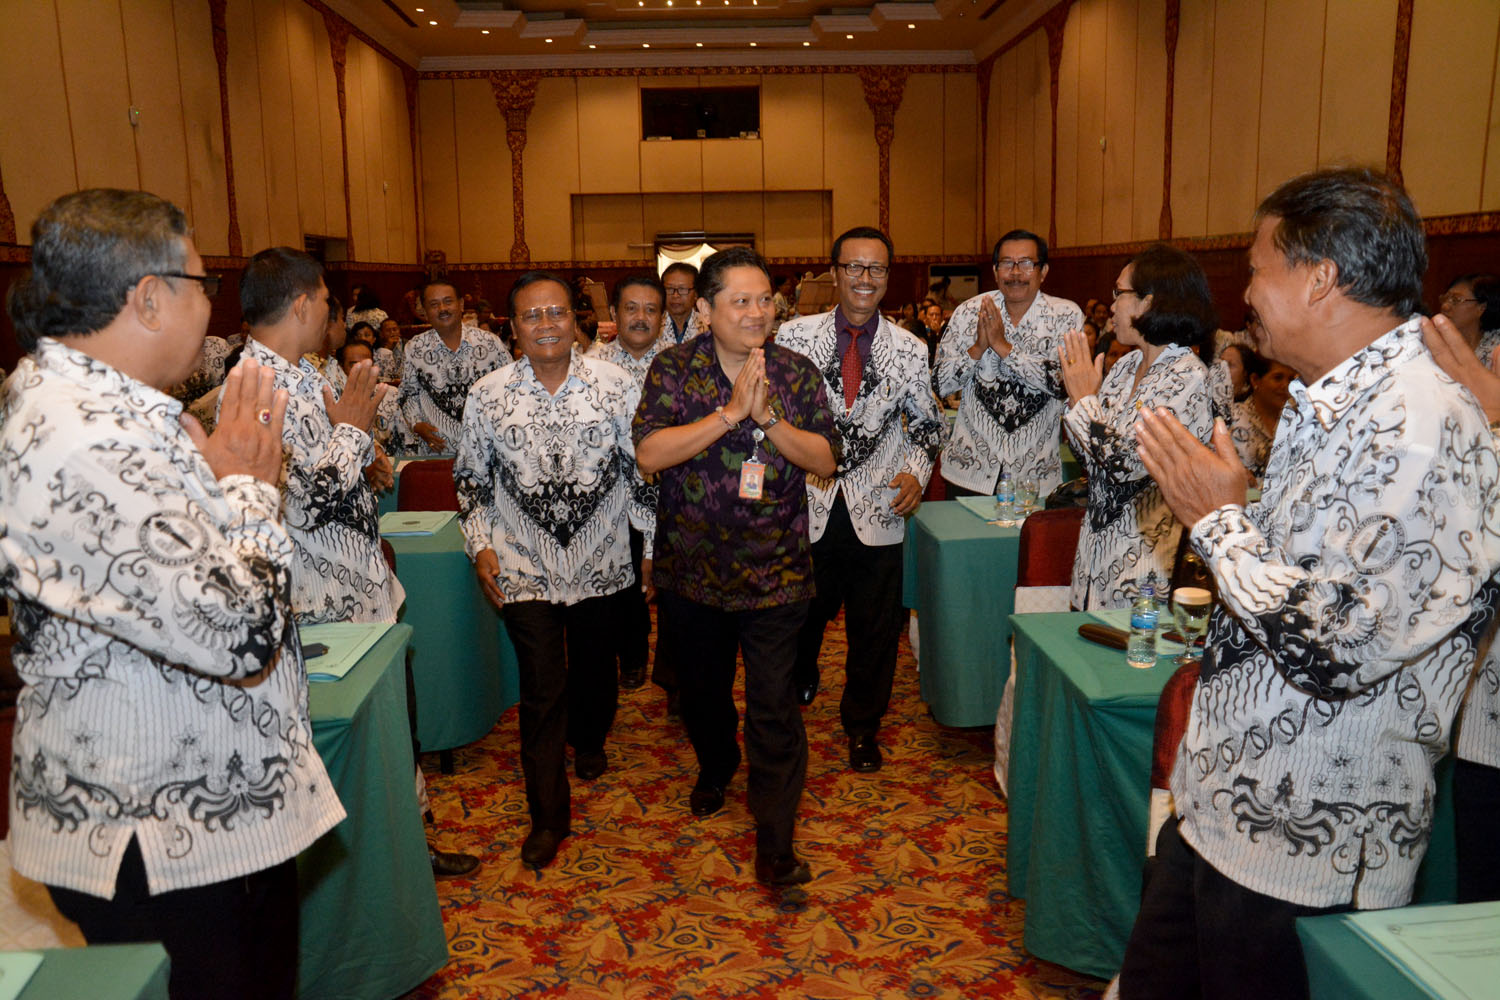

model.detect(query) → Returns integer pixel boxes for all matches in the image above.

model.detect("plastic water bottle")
[1126,579,1159,669]
[994,472,1016,525]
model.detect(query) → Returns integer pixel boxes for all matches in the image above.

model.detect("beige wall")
[419,70,982,262]
[0,0,416,262]
[990,0,1500,250]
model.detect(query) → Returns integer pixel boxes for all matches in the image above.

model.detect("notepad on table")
[1343,901,1500,1000]
[299,622,392,682]
[0,951,43,1000]
[379,510,455,536]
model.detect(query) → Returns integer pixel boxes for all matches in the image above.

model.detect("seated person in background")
[167,331,231,404]
[340,340,416,459]
[1224,347,1294,483]
[1437,271,1500,369]
[1214,341,1252,402]
[1058,243,1218,610]
[345,283,388,332]
[308,294,348,398]
[185,342,245,436]
[660,262,701,345]
[374,316,405,381]
[3,188,344,1000]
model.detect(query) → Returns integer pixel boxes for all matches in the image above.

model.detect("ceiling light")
[845,33,854,39]
[414,6,423,10]
[429,20,437,25]
[545,38,553,43]
[589,43,596,48]
[643,43,650,48]
[481,29,489,34]
[908,23,916,29]
[696,41,703,47]
[749,41,756,46]
[667,0,673,5]
[803,41,810,46]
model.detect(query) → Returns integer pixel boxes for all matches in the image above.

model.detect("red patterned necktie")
[841,330,863,410]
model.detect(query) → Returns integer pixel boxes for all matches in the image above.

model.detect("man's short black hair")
[1129,243,1218,348]
[420,279,458,305]
[1255,167,1426,317]
[336,339,373,366]
[662,262,699,286]
[696,247,771,304]
[240,247,325,327]
[993,229,1049,267]
[7,189,191,350]
[830,226,894,269]
[612,272,665,311]
[507,270,571,318]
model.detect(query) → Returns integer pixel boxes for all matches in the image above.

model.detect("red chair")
[1015,506,1085,588]
[396,458,459,511]
[1146,660,1201,855]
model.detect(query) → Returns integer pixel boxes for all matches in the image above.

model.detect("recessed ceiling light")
[845,33,853,39]
[545,38,553,43]
[414,6,423,10]
[803,41,810,46]
[749,41,756,46]
[643,43,650,48]
[589,43,596,48]
[429,20,437,25]
[908,23,916,29]
[481,29,489,34]
[696,41,703,47]
[667,0,673,5]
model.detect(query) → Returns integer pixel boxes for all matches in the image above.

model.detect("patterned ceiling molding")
[208,0,242,257]
[1387,0,1414,186]
[857,66,910,236]
[324,12,355,261]
[1160,0,1180,239]
[419,64,974,81]
[490,72,541,264]
[0,245,30,264]
[1040,2,1074,250]
[1051,232,1254,259]
[301,0,416,75]
[441,254,981,273]
[0,159,15,244]
[1423,211,1500,236]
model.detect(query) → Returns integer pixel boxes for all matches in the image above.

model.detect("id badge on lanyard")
[739,427,766,500]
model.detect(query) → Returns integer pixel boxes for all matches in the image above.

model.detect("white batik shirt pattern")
[455,354,654,605]
[1173,319,1500,909]
[934,290,1082,495]
[398,326,507,452]
[2,339,344,897]
[1457,336,1500,770]
[776,312,947,545]
[663,311,700,347]
[585,338,666,545]
[1064,345,1214,610]
[244,339,404,625]
[1228,398,1275,481]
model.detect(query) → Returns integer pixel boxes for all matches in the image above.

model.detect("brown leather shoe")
[754,852,812,886]
[848,733,883,773]
[428,843,480,878]
[520,827,569,868]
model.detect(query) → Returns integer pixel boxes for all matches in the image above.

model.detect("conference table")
[1296,911,1428,1000]
[381,517,520,752]
[902,500,1022,727]
[6,943,168,999]
[1005,610,1461,981]
[301,622,448,1000]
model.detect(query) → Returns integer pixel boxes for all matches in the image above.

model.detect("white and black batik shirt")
[1173,319,1500,910]
[2,339,345,897]
[585,338,666,539]
[934,290,1082,495]
[454,354,654,605]
[1064,345,1214,610]
[244,339,404,625]
[397,326,507,452]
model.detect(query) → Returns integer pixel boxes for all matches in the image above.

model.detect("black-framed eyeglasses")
[158,272,222,298]
[836,261,890,279]
[1111,285,1137,301]
[996,258,1039,275]
[1440,293,1480,307]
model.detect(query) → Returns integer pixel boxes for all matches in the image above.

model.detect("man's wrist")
[756,412,781,430]
[716,405,740,430]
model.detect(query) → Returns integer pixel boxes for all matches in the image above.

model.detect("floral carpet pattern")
[414,613,1106,999]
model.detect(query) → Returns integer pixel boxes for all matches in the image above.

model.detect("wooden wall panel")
[310,11,345,239]
[1054,7,1083,245]
[1101,0,1139,245]
[458,77,517,262]
[579,194,644,260]
[1072,0,1108,246]
[642,193,704,242]
[1484,24,1500,212]
[0,2,77,235]
[1204,0,1264,234]
[1404,0,1500,216]
[764,191,829,258]
[121,0,193,216]
[994,52,1019,241]
[358,41,390,260]
[577,77,641,192]
[418,80,461,259]
[1318,0,1396,168]
[344,40,372,260]
[55,0,137,192]
[172,0,231,254]
[762,75,823,190]
[1130,0,1166,241]
[251,0,301,248]
[1029,32,1053,240]
[891,74,946,254]
[640,140,703,192]
[703,192,764,242]
[383,56,417,262]
[283,0,327,239]
[943,74,979,255]
[1168,0,1215,237]
[702,140,765,191]
[1256,0,1324,202]
[523,77,579,262]
[225,0,272,254]
[821,73,879,240]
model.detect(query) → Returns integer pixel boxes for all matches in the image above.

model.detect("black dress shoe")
[428,844,480,878]
[520,827,569,868]
[848,733,883,773]
[575,750,608,781]
[754,852,812,886]
[795,673,819,707]
[620,665,646,690]
[689,777,726,817]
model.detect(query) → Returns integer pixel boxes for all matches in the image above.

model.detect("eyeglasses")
[664,285,695,296]
[836,261,890,279]
[1440,293,1480,307]
[1111,286,1138,301]
[516,305,572,324]
[157,272,221,298]
[995,258,1039,275]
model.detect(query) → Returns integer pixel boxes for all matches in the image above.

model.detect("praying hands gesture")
[1424,312,1500,421]
[1058,328,1103,404]
[184,357,288,486]
[1135,407,1248,527]
[724,349,765,424]
[325,359,388,433]
[967,296,1013,360]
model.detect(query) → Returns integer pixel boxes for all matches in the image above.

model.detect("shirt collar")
[1292,317,1419,432]
[509,352,587,394]
[833,307,880,338]
[33,337,182,416]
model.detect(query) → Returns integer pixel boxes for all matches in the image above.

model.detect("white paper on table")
[1343,901,1500,1000]
[0,951,43,1000]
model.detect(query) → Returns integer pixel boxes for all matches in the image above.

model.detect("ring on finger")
[257,408,273,425]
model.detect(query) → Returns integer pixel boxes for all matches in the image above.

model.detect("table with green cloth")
[1005,611,1460,980]
[6,944,168,999]
[1296,912,1428,1000]
[301,622,447,1000]
[901,500,1021,727]
[381,517,520,751]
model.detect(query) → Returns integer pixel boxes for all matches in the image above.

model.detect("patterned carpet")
[412,613,1107,999]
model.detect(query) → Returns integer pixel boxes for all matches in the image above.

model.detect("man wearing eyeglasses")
[934,228,1083,498]
[454,272,653,870]
[660,262,702,345]
[2,190,343,1000]
[775,227,946,772]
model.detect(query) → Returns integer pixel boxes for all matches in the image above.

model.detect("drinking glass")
[1017,478,1039,517]
[1170,587,1212,666]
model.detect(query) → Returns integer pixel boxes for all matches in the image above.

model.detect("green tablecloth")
[1007,611,1460,980]
[1296,913,1427,1000]
[901,501,1021,727]
[13,944,168,999]
[383,519,519,750]
[302,623,447,1000]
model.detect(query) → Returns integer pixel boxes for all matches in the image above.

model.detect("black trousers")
[659,589,808,858]
[614,527,651,678]
[1455,758,1500,902]
[504,593,620,832]
[793,493,905,737]
[943,481,987,499]
[48,838,298,1000]
[1119,820,1348,1000]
